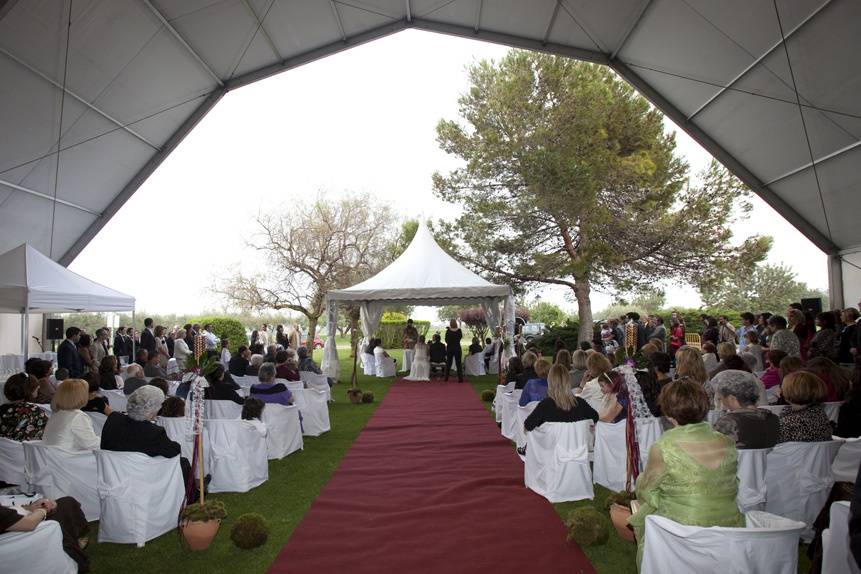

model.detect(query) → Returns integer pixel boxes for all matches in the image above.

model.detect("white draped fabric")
[360,302,385,349]
[321,299,340,380]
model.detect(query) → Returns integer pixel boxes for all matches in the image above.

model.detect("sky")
[68,29,827,322]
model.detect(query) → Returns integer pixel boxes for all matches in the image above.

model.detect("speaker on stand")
[46,318,64,352]
[800,298,823,316]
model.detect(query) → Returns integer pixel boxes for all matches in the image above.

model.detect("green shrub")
[361,391,374,403]
[375,319,431,349]
[480,389,495,402]
[565,507,610,546]
[230,513,270,549]
[531,323,582,357]
[181,500,227,522]
[192,317,247,354]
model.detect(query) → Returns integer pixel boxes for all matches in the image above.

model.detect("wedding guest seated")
[98,356,123,391]
[760,349,787,390]
[81,379,112,415]
[0,496,90,571]
[241,397,267,436]
[428,334,447,375]
[372,339,397,370]
[629,378,743,567]
[701,342,718,374]
[274,350,300,381]
[778,371,833,442]
[835,376,861,438]
[203,364,244,405]
[554,348,573,384]
[229,346,251,377]
[483,337,497,369]
[713,373,779,448]
[505,357,523,385]
[25,358,55,404]
[143,352,167,378]
[519,359,552,406]
[297,347,334,386]
[122,364,148,396]
[805,356,850,402]
[250,363,294,406]
[468,337,482,355]
[263,344,277,364]
[42,379,100,451]
[674,346,709,387]
[636,351,672,417]
[709,342,739,379]
[524,364,598,431]
[744,330,765,371]
[158,396,185,417]
[598,371,628,423]
[576,352,612,403]
[0,373,48,441]
[246,354,264,376]
[569,349,588,389]
[134,348,148,368]
[515,351,539,390]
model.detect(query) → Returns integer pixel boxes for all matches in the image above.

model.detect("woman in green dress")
[628,377,744,568]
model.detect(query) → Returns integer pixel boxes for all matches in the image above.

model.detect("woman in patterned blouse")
[0,373,49,441]
[778,371,833,443]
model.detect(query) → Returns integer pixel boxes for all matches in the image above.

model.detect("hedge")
[193,316,248,354]
[374,319,430,349]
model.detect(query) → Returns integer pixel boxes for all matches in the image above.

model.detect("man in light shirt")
[736,312,757,352]
[201,323,219,352]
[258,324,269,347]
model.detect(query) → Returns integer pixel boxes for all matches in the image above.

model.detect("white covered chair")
[487,350,501,375]
[85,411,108,436]
[764,440,843,540]
[514,401,540,449]
[204,419,269,493]
[204,399,242,420]
[832,435,861,483]
[22,441,99,521]
[822,501,861,574]
[823,401,842,424]
[524,420,594,502]
[592,420,627,493]
[103,389,127,413]
[361,353,376,376]
[464,353,486,377]
[635,417,664,473]
[300,371,332,402]
[641,511,806,574]
[0,520,77,573]
[95,450,184,546]
[402,349,414,373]
[500,390,522,441]
[736,448,771,513]
[0,438,26,485]
[374,353,397,378]
[492,384,509,424]
[261,403,303,459]
[292,389,331,436]
[156,416,194,461]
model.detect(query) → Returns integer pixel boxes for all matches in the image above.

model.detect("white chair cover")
[500,390,522,441]
[281,379,303,392]
[524,420,594,502]
[487,350,500,375]
[824,401,843,423]
[464,354,486,377]
[736,448,771,513]
[641,511,806,574]
[85,411,108,436]
[706,409,723,427]
[204,419,269,493]
[261,403,303,459]
[758,405,785,417]
[0,520,77,573]
[204,399,242,420]
[299,371,332,401]
[636,418,664,472]
[822,501,861,574]
[764,440,843,541]
[156,416,194,461]
[402,349,414,373]
[0,438,26,485]
[103,390,127,413]
[22,441,99,521]
[593,420,627,493]
[361,353,376,376]
[374,355,397,378]
[233,375,258,389]
[95,450,184,546]
[514,401,539,449]
[292,389,331,437]
[492,385,507,423]
[832,436,861,483]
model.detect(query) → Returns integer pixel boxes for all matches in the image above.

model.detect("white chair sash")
[514,401,539,449]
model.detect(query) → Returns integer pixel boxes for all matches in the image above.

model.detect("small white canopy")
[0,243,135,313]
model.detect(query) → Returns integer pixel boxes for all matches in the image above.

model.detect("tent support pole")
[131,309,136,361]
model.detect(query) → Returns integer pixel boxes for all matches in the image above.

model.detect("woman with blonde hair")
[577,352,613,403]
[674,347,708,384]
[42,379,100,451]
[524,364,598,431]
[570,349,588,389]
[519,358,552,405]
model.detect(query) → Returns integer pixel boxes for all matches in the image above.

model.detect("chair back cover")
[524,420,594,502]
[636,417,664,472]
[204,419,268,493]
[593,419,628,493]
[492,384,507,423]
[832,436,861,483]
[361,353,376,376]
[374,354,396,378]
[156,416,194,461]
[233,375,258,388]
[823,402,842,423]
[514,401,540,449]
[500,390,522,441]
[0,520,77,573]
[294,389,331,437]
[764,440,842,541]
[822,501,861,574]
[261,403,303,459]
[736,448,771,513]
[95,450,184,546]
[23,441,99,521]
[299,371,332,401]
[0,437,26,485]
[103,389,127,413]
[204,399,242,420]
[402,348,414,373]
[464,353,486,377]
[641,511,805,574]
[85,411,108,436]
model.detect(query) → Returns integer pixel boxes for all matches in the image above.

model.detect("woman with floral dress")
[0,373,48,441]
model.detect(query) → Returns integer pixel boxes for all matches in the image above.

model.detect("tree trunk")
[574,277,593,343]
[306,316,318,352]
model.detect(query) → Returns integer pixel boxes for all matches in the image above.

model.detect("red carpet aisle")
[268,380,595,574]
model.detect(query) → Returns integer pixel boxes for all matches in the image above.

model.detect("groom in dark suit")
[57,327,83,378]
[139,317,156,356]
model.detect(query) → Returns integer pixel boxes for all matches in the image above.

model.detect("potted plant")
[347,387,363,404]
[604,491,636,542]
[180,500,227,551]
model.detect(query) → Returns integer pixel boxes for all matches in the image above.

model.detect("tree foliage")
[700,263,828,313]
[528,301,568,327]
[433,51,770,340]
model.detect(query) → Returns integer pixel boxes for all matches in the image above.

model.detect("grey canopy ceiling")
[1,0,859,282]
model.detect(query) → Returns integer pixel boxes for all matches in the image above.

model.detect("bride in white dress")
[405,335,430,381]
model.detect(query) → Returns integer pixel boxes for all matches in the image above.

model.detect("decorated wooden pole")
[193,335,206,504]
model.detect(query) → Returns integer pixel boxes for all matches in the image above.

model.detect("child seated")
[241,397,267,436]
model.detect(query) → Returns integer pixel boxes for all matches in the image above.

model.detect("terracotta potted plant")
[180,500,227,551]
[347,388,363,404]
[605,491,636,542]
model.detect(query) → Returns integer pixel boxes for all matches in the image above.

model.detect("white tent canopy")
[321,223,514,380]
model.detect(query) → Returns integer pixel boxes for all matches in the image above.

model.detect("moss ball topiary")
[230,513,270,550]
[480,389,495,402]
[361,391,374,403]
[565,507,610,547]
[603,490,636,511]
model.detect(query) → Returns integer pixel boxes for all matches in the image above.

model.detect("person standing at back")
[57,327,83,378]
[444,319,463,383]
[139,318,157,356]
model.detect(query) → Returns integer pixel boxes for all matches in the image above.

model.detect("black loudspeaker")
[801,298,823,315]
[46,318,64,340]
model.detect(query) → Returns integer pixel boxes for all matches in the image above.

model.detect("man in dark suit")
[57,327,83,378]
[139,318,156,356]
[228,346,251,377]
[113,327,127,360]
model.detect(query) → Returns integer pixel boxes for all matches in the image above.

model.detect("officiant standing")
[402,319,418,373]
[444,319,464,383]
